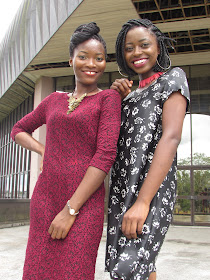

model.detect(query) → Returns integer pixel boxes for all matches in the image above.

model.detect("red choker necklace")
[139,72,163,88]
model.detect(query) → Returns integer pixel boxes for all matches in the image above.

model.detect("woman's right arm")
[15,132,45,170]
[11,94,51,170]
[111,78,133,100]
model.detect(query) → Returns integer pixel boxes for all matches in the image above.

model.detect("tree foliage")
[176,153,210,212]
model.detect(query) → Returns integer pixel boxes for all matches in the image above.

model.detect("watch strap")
[67,200,79,216]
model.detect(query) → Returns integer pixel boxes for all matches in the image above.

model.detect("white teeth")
[134,59,147,65]
[86,71,96,74]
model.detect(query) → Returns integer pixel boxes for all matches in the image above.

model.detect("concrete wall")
[0,199,30,227]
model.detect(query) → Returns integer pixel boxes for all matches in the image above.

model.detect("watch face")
[70,208,75,215]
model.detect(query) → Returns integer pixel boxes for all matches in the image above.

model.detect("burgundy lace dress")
[11,90,121,280]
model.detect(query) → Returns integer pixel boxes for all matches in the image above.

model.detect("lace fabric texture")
[11,89,121,280]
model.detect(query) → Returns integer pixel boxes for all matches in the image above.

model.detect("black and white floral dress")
[105,67,190,280]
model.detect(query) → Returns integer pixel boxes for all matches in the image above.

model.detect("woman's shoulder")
[160,67,189,89]
[99,88,120,96]
[44,91,68,102]
[52,91,68,97]
[164,67,187,79]
[96,89,121,100]
[160,67,190,107]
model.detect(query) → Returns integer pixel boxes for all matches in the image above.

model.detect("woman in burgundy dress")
[11,22,121,279]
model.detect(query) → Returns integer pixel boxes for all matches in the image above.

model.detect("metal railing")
[0,96,33,198]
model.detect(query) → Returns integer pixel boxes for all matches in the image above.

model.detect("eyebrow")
[78,50,104,55]
[125,38,149,45]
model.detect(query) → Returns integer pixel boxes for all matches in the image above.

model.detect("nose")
[133,46,142,56]
[86,58,96,67]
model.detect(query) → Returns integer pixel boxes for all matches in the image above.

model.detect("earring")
[118,66,129,78]
[156,55,171,71]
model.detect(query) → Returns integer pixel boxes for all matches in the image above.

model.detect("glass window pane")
[55,76,74,92]
[192,114,210,165]
[194,169,210,224]
[195,199,210,224]
[177,170,191,196]
[0,96,32,199]
[194,170,210,195]
[177,114,191,165]
[173,199,191,223]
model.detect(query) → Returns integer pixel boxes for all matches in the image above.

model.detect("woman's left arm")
[122,91,187,239]
[48,91,121,240]
[48,166,107,239]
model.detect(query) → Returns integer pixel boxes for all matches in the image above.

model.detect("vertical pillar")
[29,77,54,198]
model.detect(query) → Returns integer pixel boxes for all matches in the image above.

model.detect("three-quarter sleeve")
[89,90,121,174]
[11,93,53,141]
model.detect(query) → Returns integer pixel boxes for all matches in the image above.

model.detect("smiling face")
[69,39,106,89]
[124,26,160,79]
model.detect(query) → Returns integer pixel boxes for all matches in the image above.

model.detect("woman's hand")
[48,205,76,239]
[111,79,133,100]
[121,199,150,239]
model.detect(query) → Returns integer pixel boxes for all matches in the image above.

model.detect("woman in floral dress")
[105,19,190,280]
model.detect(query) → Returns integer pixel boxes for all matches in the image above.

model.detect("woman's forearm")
[67,166,107,213]
[137,92,187,206]
[136,135,179,205]
[15,132,45,156]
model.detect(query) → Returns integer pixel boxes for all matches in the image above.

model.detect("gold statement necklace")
[67,92,87,114]
[67,88,99,115]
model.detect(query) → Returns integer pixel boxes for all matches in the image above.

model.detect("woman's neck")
[139,72,163,88]
[74,84,99,97]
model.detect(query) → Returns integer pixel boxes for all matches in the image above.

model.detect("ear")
[69,58,73,67]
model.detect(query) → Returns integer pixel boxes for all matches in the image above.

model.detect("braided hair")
[116,19,173,77]
[69,22,107,58]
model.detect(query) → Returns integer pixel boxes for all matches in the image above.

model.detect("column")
[29,76,54,198]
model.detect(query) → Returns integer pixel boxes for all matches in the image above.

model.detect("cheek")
[100,62,106,72]
[124,53,130,64]
[151,48,159,60]
[72,60,82,71]
[153,45,160,57]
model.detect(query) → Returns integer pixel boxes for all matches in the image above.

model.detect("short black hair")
[69,22,107,58]
[116,19,174,77]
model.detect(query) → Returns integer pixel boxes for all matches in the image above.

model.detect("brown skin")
[15,132,45,172]
[124,27,160,79]
[69,38,106,98]
[111,78,133,100]
[112,26,187,280]
[15,39,108,240]
[48,166,107,239]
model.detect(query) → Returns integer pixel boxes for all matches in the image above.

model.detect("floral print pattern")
[105,68,190,280]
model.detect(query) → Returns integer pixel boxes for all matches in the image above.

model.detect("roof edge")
[0,0,84,99]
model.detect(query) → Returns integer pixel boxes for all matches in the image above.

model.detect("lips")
[84,71,97,76]
[133,58,147,65]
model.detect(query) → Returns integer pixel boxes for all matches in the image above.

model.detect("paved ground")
[0,224,210,280]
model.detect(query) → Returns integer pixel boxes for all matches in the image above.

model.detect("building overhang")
[0,0,210,121]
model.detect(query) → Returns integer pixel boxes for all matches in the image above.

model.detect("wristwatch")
[67,200,79,216]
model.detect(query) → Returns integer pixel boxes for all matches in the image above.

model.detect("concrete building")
[0,0,209,226]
